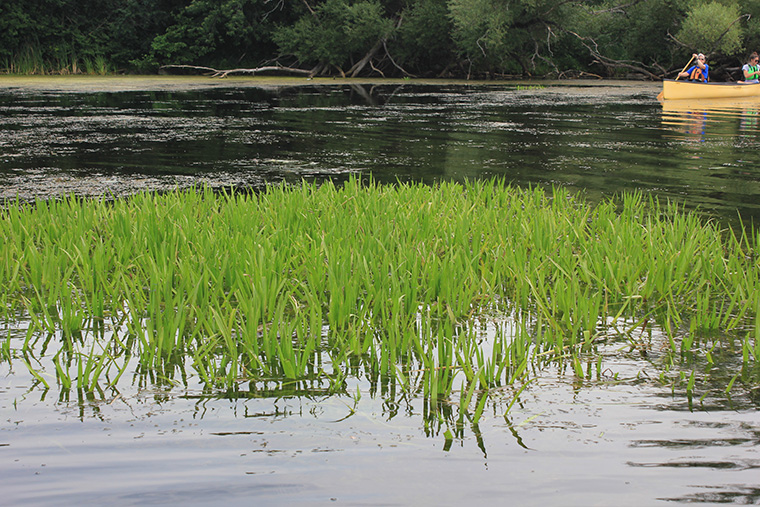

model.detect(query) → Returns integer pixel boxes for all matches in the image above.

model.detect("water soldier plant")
[1,179,759,437]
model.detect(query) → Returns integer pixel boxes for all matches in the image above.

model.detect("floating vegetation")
[1,178,759,433]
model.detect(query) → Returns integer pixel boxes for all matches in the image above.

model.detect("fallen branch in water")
[159,64,314,78]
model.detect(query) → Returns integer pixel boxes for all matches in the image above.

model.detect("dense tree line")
[2,0,759,80]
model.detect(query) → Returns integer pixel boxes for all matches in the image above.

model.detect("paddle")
[675,54,696,82]
[657,54,696,101]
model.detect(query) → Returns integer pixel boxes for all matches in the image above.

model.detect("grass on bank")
[2,47,112,75]
[1,178,759,428]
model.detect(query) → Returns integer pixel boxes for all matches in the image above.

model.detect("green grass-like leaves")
[2,178,759,420]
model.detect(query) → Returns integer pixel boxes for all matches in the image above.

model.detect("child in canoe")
[740,52,760,83]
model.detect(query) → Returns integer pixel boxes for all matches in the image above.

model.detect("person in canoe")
[678,53,709,82]
[740,52,760,83]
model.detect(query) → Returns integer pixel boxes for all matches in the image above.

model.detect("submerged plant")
[1,179,759,433]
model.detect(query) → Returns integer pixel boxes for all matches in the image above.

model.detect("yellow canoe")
[661,96,760,113]
[660,79,760,100]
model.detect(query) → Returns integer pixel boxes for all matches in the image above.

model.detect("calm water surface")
[1,78,760,505]
[1,78,760,224]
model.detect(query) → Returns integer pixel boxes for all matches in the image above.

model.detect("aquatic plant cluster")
[1,179,759,426]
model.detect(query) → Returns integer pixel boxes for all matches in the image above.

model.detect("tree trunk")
[347,38,384,77]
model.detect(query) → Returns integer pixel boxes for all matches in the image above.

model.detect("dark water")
[2,80,760,226]
[2,79,760,505]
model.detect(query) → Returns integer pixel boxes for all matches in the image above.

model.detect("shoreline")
[0,74,661,93]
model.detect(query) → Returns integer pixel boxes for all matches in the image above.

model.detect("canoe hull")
[661,79,760,100]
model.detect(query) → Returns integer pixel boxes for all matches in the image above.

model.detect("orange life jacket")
[689,67,705,82]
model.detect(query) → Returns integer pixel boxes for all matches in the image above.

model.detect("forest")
[1,0,759,80]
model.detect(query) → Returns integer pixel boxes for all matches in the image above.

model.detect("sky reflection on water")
[2,303,759,505]
[3,355,759,506]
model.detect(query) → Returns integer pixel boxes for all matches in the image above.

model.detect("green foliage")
[619,1,683,64]
[0,2,31,64]
[0,0,110,73]
[391,0,454,75]
[563,0,688,76]
[447,0,512,71]
[676,1,744,55]
[107,0,188,71]
[0,0,754,77]
[447,0,577,76]
[149,0,286,68]
[273,0,393,70]
[83,56,112,75]
[738,0,760,58]
[0,0,186,73]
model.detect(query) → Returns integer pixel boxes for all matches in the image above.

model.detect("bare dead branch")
[159,65,218,75]
[558,69,604,79]
[666,13,750,66]
[369,59,385,78]
[531,40,560,76]
[563,29,661,80]
[262,0,284,20]
[476,35,488,58]
[301,0,316,18]
[651,62,667,74]
[666,31,690,50]
[159,64,313,78]
[310,62,326,76]
[348,38,384,77]
[587,0,646,15]
[383,40,416,78]
[708,14,751,56]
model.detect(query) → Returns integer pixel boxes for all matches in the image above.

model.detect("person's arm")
[678,65,693,79]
